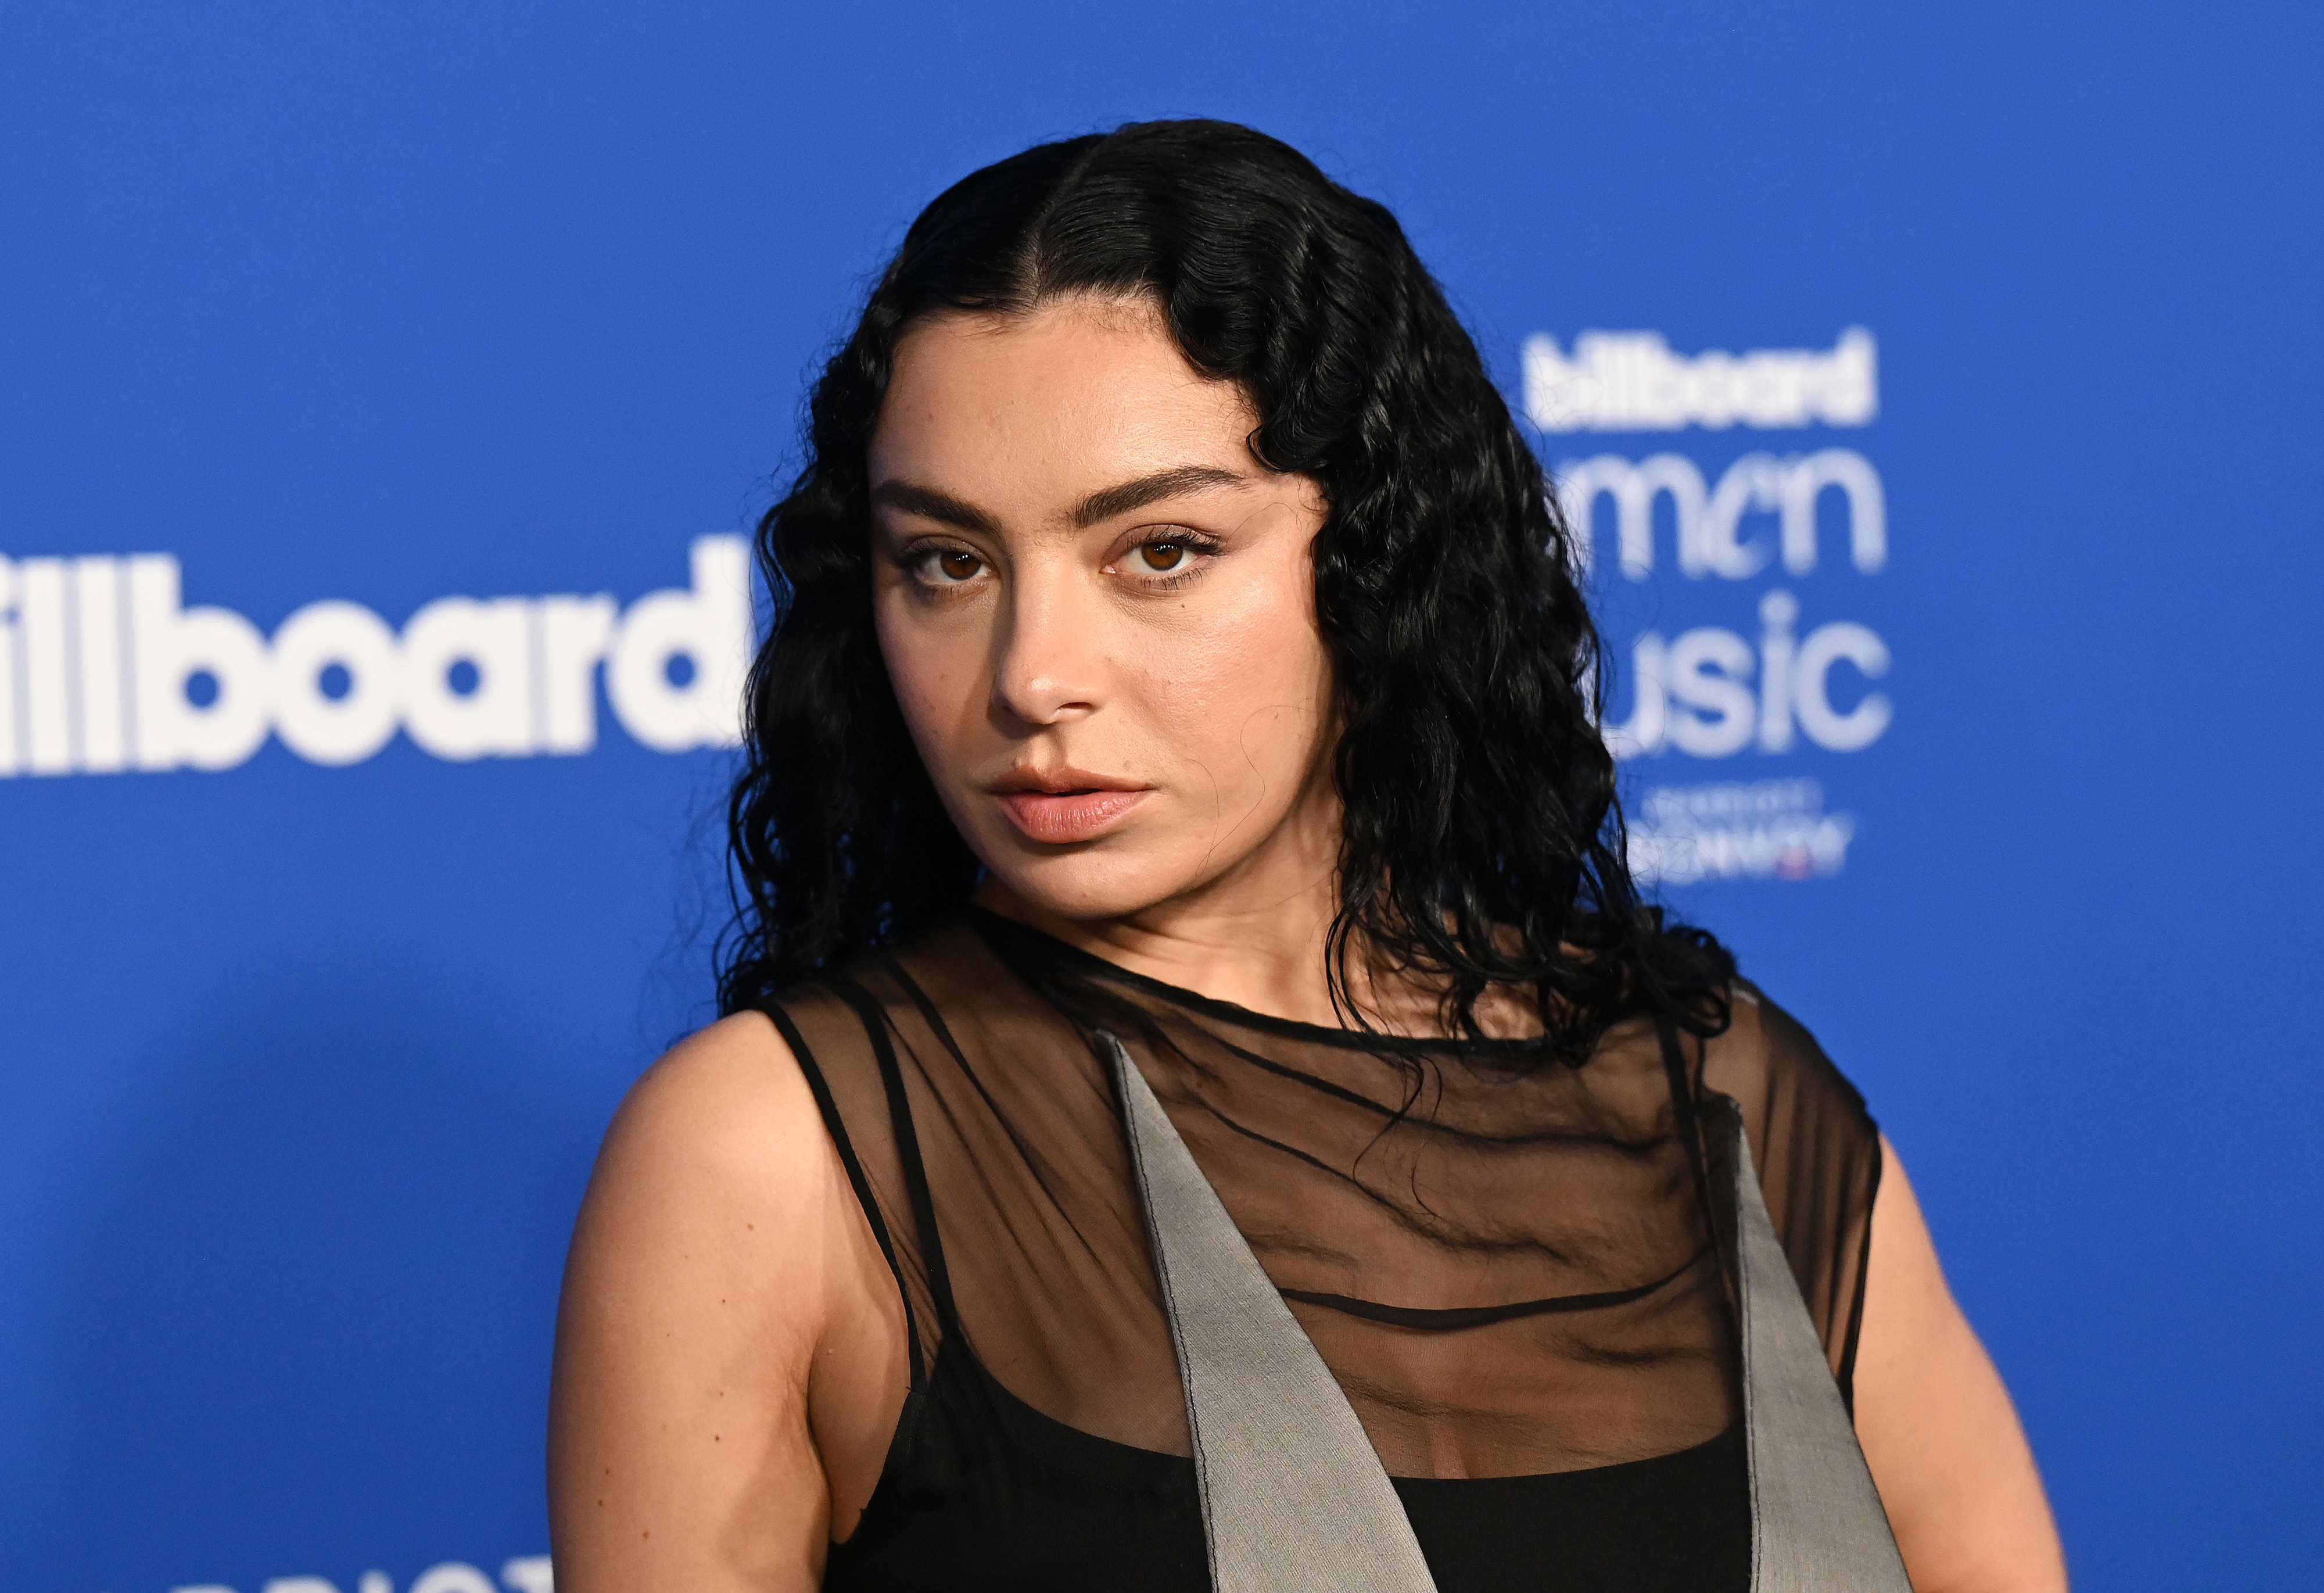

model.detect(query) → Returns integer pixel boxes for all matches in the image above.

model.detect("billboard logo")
[1605,589,1891,761]
[1525,328,1877,433]
[1555,450,1884,580]
[0,536,749,777]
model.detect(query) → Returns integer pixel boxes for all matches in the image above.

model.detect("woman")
[549,121,2065,1592]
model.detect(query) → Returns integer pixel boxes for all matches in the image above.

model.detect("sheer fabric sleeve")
[1698,983,1882,1409]
[760,982,946,1375]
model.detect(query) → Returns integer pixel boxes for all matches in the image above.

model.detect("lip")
[986,767,1152,844]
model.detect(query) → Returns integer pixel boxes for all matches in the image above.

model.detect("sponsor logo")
[0,537,749,776]
[1523,327,1877,433]
[1627,778,1855,885]
[168,1556,550,1593]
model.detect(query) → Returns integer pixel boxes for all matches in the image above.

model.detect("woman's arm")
[548,1014,908,1592]
[1855,1136,2068,1592]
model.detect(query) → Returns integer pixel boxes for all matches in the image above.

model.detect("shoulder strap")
[1102,1030,1440,1593]
[759,997,930,1471]
[1709,1092,1914,1591]
[820,972,963,1337]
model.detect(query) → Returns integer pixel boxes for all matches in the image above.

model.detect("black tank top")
[767,911,1880,1592]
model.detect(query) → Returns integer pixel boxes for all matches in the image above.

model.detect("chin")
[980,845,1196,926]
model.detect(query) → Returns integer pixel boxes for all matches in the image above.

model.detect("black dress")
[762,909,1882,1593]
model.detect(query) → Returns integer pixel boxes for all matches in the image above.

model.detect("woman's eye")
[1135,540,1186,573]
[930,549,983,582]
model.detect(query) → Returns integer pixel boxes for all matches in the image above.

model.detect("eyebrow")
[1070,465,1249,528]
[869,480,1001,536]
[869,464,1251,538]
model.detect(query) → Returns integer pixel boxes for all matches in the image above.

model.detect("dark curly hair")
[720,118,1733,1059]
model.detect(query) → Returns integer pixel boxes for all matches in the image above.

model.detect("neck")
[975,788,1545,1042]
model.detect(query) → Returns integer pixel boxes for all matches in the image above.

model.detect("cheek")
[1135,554,1332,782]
[874,589,985,775]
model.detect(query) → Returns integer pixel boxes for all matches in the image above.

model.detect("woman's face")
[868,295,1337,928]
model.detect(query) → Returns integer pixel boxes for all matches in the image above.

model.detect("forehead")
[870,296,1261,517]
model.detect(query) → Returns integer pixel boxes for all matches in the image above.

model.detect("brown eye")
[937,549,982,581]
[1137,540,1186,572]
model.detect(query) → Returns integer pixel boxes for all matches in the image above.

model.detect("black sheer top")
[764,910,1881,1593]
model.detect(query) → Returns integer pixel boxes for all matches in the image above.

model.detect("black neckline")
[961,903,1553,1059]
[946,1333,1741,1487]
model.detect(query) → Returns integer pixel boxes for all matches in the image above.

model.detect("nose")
[989,556,1105,728]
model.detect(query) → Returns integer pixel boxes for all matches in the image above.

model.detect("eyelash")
[1115,529,1222,590]
[899,540,989,590]
[897,531,1223,593]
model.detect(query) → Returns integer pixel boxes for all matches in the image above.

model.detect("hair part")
[720,118,1733,1059]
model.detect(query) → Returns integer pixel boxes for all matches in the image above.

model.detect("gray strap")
[1107,1025,1905,1592]
[1717,1096,1915,1591]
[1103,1032,1440,1593]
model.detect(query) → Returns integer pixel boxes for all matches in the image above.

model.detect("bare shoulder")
[597,1010,822,1185]
[551,1012,901,1591]
[562,1008,848,1356]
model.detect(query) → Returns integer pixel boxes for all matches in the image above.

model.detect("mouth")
[986,767,1153,845]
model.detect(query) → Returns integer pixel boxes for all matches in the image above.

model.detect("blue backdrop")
[3,4,2317,1590]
